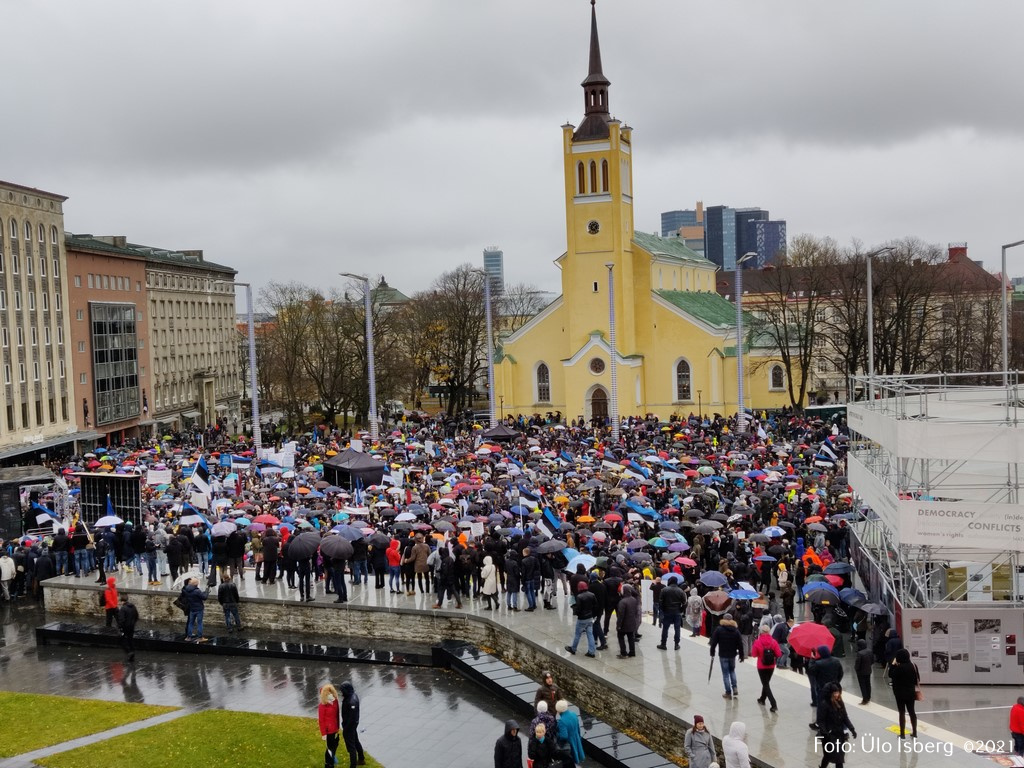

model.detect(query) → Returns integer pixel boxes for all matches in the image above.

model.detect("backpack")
[761,644,777,666]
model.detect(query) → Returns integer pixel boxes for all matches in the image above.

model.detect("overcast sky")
[4,1,1023,303]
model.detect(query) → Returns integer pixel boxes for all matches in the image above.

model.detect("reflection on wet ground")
[0,601,597,768]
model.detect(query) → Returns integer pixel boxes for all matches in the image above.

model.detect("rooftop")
[634,231,709,264]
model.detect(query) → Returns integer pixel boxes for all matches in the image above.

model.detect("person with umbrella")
[709,612,745,699]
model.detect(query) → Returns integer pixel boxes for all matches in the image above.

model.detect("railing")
[849,371,1021,426]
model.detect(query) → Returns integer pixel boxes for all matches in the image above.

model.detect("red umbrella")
[788,622,835,658]
[252,514,281,525]
[675,557,697,567]
[804,515,823,524]
[825,575,844,588]
[604,513,623,523]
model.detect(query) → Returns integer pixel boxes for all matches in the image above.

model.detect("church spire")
[574,0,612,141]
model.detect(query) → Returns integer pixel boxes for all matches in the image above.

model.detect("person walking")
[480,555,499,610]
[1010,696,1024,756]
[686,588,703,637]
[116,592,139,662]
[0,550,15,601]
[683,715,716,768]
[615,583,641,658]
[339,681,365,767]
[656,576,685,650]
[318,683,341,768]
[854,639,874,704]
[709,612,745,699]
[535,671,562,710]
[751,625,782,712]
[887,648,920,739]
[808,645,844,729]
[182,577,209,642]
[528,722,569,768]
[493,719,523,768]
[722,721,750,768]
[218,574,243,632]
[564,582,598,657]
[816,683,856,768]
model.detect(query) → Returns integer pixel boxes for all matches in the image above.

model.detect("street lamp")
[697,389,702,421]
[865,246,895,403]
[471,269,497,428]
[340,273,379,443]
[735,252,756,433]
[216,280,261,453]
[605,262,620,444]
[1002,240,1024,387]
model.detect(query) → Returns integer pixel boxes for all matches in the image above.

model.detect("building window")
[589,161,597,194]
[74,275,81,288]
[675,359,692,401]
[80,373,87,384]
[40,255,46,276]
[1,328,6,347]
[2,364,9,384]
[577,162,586,194]
[44,327,50,344]
[25,221,32,240]
[42,293,48,311]
[12,254,19,274]
[770,365,785,390]
[46,360,52,379]
[76,309,84,320]
[30,327,37,346]
[536,363,551,403]
[19,363,26,383]
[0,252,4,272]
[16,327,23,347]
[54,293,61,311]
[33,361,39,381]
[51,226,58,244]
[57,326,63,344]
[601,159,609,192]
[53,258,59,277]
[589,357,605,374]
[88,274,94,288]
[0,289,5,310]
[28,292,35,311]
[26,255,33,275]
[59,360,66,378]
[14,291,20,310]
[78,341,86,353]
[89,301,141,426]
[9,219,16,239]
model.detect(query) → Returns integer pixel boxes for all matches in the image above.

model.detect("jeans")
[198,552,209,575]
[146,553,158,581]
[223,604,241,630]
[524,579,537,609]
[333,569,348,601]
[507,587,519,609]
[1013,732,1024,756]
[388,565,401,591]
[351,560,367,584]
[720,656,738,694]
[74,550,89,576]
[661,612,682,646]
[55,551,68,576]
[571,617,596,654]
[105,550,117,572]
[778,642,791,668]
[186,609,204,638]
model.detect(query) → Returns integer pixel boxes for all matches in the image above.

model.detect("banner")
[900,498,1024,551]
[146,469,173,486]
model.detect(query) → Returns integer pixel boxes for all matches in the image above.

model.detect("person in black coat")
[261,531,280,584]
[816,682,856,767]
[339,681,364,767]
[164,536,184,581]
[854,639,874,704]
[709,613,745,698]
[587,573,609,649]
[117,593,140,662]
[528,722,571,768]
[520,547,539,611]
[33,549,55,600]
[887,648,920,739]
[615,583,642,658]
[657,579,686,649]
[493,719,523,768]
[808,645,844,726]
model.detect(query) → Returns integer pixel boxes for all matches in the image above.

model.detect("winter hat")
[723,612,733,621]
[693,715,704,724]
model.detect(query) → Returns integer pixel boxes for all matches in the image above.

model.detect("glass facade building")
[483,247,504,297]
[89,302,140,426]
[661,209,699,237]
[704,205,737,270]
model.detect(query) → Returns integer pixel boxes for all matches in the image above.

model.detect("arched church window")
[577,162,586,195]
[770,365,785,390]
[601,160,609,192]
[589,161,597,195]
[675,359,692,401]
[537,363,551,403]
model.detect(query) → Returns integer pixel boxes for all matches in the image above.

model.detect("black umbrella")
[537,539,565,554]
[320,535,354,560]
[824,562,855,575]
[335,525,364,541]
[288,531,322,560]
[433,520,455,532]
[368,532,390,548]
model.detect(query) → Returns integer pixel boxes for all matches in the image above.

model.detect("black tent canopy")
[480,424,521,442]
[322,449,387,490]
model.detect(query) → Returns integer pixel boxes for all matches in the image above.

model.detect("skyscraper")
[483,247,504,297]
[704,205,737,270]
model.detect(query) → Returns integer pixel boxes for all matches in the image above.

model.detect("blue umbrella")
[565,554,597,573]
[754,554,777,562]
[235,518,251,527]
[509,505,530,516]
[664,572,684,584]
[824,562,855,575]
[839,587,867,605]
[648,537,669,548]
[700,570,729,588]
[802,582,840,598]
[762,526,786,538]
[334,525,364,541]
[729,589,760,600]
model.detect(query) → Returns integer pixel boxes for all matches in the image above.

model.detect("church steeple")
[574,0,611,142]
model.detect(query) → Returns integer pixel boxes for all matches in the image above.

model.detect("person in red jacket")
[751,625,783,712]
[318,683,341,768]
[386,539,402,593]
[101,577,119,627]
[1010,696,1024,756]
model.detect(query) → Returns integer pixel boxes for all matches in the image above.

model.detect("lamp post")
[605,262,619,444]
[340,273,379,443]
[865,246,895,403]
[471,269,497,428]
[735,252,756,433]
[1002,240,1024,387]
[216,280,261,453]
[697,389,702,421]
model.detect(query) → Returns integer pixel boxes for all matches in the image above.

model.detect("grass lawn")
[0,692,176,758]
[35,709,385,768]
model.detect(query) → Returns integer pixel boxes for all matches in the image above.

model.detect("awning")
[137,419,157,426]
[181,410,200,420]
[0,430,104,462]
[215,405,228,413]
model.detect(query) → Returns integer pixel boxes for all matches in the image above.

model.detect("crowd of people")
[11,406,888,766]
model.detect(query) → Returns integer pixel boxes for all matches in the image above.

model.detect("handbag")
[173,594,189,615]
[914,684,924,701]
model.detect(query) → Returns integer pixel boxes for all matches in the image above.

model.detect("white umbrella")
[395,511,416,522]
[94,515,124,527]
[211,520,237,536]
[172,569,202,590]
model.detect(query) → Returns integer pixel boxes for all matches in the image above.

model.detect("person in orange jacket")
[101,576,119,627]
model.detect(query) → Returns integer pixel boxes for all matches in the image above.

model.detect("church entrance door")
[590,387,608,424]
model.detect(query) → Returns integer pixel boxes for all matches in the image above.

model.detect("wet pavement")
[13,567,1024,767]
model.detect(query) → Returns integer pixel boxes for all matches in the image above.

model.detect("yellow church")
[495,2,794,423]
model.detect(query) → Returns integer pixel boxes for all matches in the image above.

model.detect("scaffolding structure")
[847,372,1024,609]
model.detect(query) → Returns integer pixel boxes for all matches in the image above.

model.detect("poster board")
[904,607,1024,685]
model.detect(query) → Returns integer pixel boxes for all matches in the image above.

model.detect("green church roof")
[657,290,741,328]
[633,231,709,263]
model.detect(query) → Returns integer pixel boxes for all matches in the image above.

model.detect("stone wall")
[45,582,690,761]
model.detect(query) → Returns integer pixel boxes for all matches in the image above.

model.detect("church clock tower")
[560,0,640,354]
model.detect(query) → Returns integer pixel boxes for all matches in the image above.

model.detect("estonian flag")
[231,454,250,470]
[32,501,58,525]
[815,436,840,465]
[190,455,212,496]
[106,496,117,519]
[535,507,561,540]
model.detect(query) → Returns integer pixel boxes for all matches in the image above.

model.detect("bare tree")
[498,282,548,333]
[260,282,316,431]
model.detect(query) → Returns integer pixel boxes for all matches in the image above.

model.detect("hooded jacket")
[339,681,360,731]
[722,721,750,768]
[480,556,499,596]
[493,719,523,768]
[854,639,874,676]
[809,645,844,686]
[102,577,119,610]
[709,618,744,660]
[615,584,642,634]
[386,539,402,568]
[573,584,599,620]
